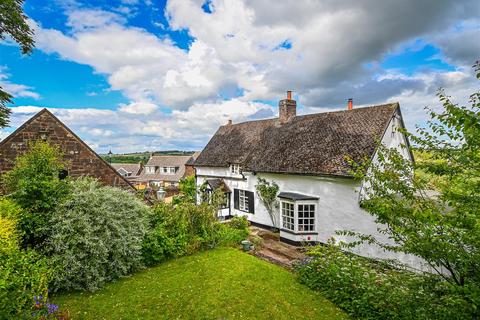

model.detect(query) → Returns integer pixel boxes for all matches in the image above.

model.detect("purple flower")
[47,303,59,314]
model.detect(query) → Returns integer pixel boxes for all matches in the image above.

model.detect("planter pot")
[241,240,252,251]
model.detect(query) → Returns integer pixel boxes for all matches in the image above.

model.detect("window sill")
[280,229,318,236]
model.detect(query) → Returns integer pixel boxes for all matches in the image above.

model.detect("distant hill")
[101,150,197,164]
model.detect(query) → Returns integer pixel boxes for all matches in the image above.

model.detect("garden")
[0,141,252,319]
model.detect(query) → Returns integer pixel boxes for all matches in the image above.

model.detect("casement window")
[239,190,248,211]
[298,204,315,232]
[145,166,156,174]
[280,200,316,233]
[230,164,241,174]
[233,189,254,213]
[161,166,177,174]
[281,201,295,231]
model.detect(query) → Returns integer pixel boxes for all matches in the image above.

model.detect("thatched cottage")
[194,92,421,266]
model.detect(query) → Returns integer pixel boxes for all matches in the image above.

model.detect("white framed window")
[298,204,315,232]
[239,190,249,211]
[161,166,176,174]
[281,201,295,231]
[280,200,316,233]
[145,166,155,174]
[230,164,241,174]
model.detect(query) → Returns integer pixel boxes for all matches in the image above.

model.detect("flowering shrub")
[46,178,150,292]
[296,243,475,320]
[0,249,50,318]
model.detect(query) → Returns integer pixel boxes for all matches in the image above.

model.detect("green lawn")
[53,248,348,320]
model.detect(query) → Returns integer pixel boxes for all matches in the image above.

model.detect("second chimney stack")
[348,98,353,110]
[279,91,296,123]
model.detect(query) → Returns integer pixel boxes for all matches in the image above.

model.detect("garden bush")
[142,204,250,266]
[0,198,23,253]
[142,202,217,266]
[296,243,475,320]
[46,178,150,292]
[2,140,71,249]
[0,249,50,319]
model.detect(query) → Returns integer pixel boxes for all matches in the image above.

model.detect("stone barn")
[0,108,133,189]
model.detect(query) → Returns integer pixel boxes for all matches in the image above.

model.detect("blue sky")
[0,0,478,152]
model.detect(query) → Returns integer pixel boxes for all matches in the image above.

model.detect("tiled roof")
[138,155,192,182]
[195,103,400,177]
[111,163,142,176]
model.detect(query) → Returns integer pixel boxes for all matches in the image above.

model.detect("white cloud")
[6,98,272,153]
[7,0,478,151]
[118,101,159,115]
[0,67,40,100]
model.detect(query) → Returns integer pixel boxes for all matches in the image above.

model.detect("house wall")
[195,112,429,270]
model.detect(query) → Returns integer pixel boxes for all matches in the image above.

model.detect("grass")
[53,248,348,320]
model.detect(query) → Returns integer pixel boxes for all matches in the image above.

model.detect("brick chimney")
[279,90,296,123]
[347,98,353,110]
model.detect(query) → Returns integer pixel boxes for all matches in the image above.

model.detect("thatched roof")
[195,103,400,177]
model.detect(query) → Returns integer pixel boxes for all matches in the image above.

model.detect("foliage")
[142,201,219,266]
[46,178,150,292]
[213,216,250,247]
[342,62,480,311]
[255,177,280,228]
[229,215,249,230]
[2,140,71,249]
[142,203,249,267]
[53,248,348,320]
[0,249,50,319]
[296,243,474,320]
[172,175,196,204]
[0,198,23,253]
[0,0,35,128]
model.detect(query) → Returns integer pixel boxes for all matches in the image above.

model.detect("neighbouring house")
[111,163,144,187]
[0,108,134,190]
[137,155,195,189]
[194,92,424,268]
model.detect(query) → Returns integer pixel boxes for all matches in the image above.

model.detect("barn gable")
[0,108,133,189]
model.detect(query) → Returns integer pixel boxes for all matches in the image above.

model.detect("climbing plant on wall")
[255,177,280,230]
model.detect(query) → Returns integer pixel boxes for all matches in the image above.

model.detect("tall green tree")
[343,61,480,307]
[0,0,35,128]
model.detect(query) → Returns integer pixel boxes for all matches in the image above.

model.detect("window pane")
[297,203,315,232]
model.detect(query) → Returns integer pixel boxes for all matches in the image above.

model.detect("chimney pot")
[279,91,296,123]
[227,119,232,125]
[348,98,353,110]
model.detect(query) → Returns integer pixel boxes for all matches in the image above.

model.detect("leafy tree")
[255,177,279,229]
[2,140,70,248]
[343,62,480,310]
[0,0,35,128]
[173,175,196,204]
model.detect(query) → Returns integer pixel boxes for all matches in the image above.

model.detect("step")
[254,248,293,269]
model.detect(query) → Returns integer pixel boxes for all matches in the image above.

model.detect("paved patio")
[248,226,307,269]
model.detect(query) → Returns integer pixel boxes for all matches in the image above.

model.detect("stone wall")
[0,109,132,189]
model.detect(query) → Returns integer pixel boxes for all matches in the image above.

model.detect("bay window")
[280,200,316,233]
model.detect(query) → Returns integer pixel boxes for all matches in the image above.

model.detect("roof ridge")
[224,102,399,127]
